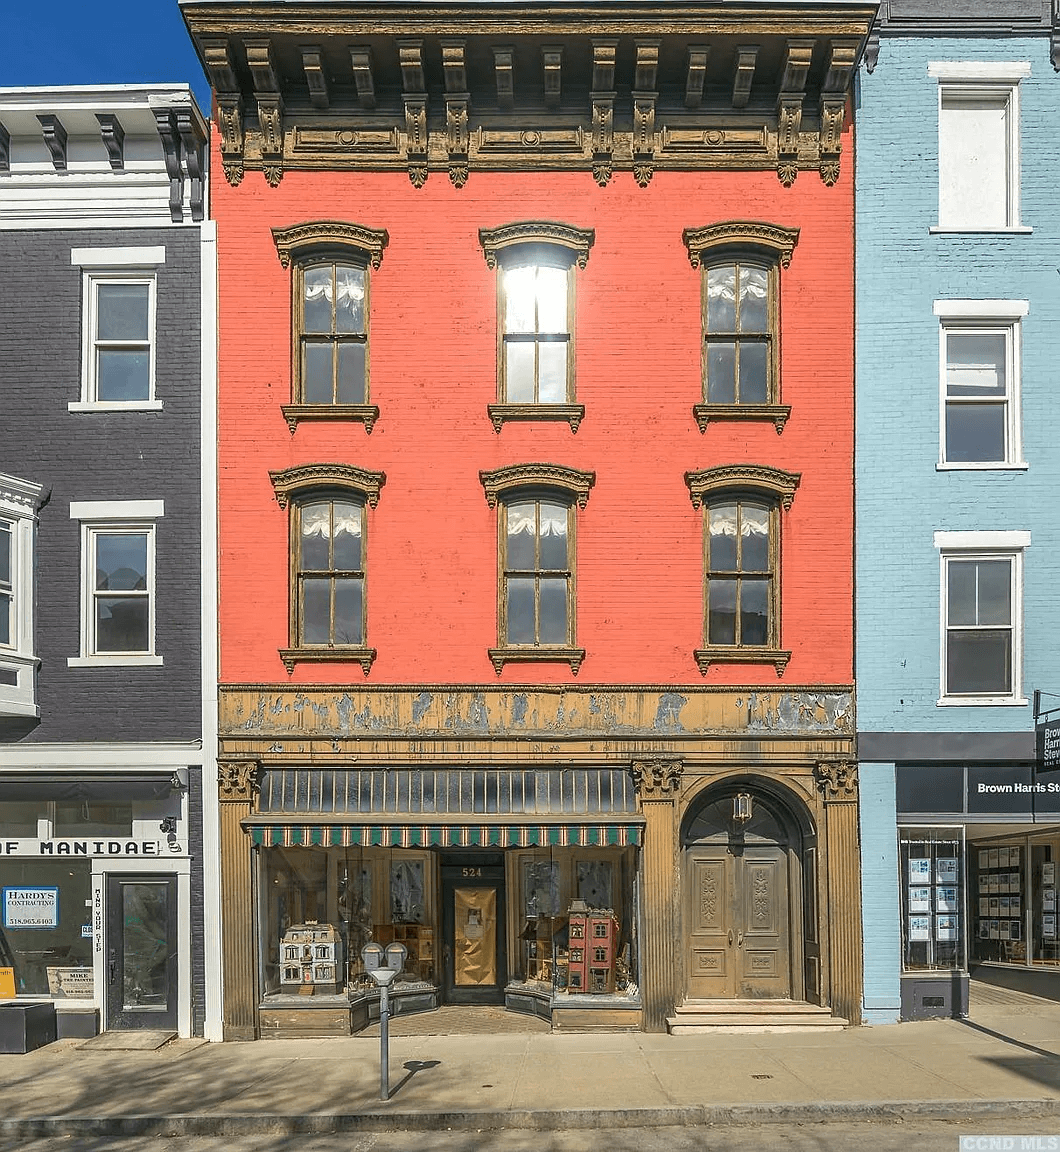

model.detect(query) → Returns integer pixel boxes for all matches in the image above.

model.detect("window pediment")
[479,463,596,509]
[272,221,389,270]
[684,465,801,511]
[269,463,386,509]
[682,222,800,269]
[479,222,595,270]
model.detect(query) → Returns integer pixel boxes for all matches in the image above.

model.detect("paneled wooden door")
[687,845,790,999]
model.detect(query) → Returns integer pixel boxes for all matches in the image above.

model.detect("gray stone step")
[667,999,848,1033]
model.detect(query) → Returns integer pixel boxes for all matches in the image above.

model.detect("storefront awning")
[246,822,641,848]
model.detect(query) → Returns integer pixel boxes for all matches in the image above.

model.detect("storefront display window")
[53,802,133,837]
[899,826,965,972]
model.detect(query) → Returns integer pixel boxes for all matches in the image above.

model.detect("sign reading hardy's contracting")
[2,886,59,929]
[0,839,184,857]
[1038,717,1060,773]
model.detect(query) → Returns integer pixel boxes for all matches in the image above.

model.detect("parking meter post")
[379,982,390,1101]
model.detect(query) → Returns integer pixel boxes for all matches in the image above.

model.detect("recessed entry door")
[687,845,790,1000]
[441,860,505,1005]
[106,875,178,1031]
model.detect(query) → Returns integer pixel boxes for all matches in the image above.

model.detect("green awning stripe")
[247,823,642,849]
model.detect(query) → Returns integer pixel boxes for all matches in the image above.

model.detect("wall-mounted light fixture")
[733,792,753,826]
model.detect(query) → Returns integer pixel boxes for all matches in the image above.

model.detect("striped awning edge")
[245,823,641,848]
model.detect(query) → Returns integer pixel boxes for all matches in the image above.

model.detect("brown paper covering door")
[454,887,497,986]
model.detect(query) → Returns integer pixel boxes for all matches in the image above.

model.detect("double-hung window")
[70,246,165,411]
[480,464,595,674]
[269,464,384,674]
[479,223,594,432]
[685,466,800,676]
[935,300,1026,468]
[0,474,46,716]
[68,500,164,667]
[929,63,1029,232]
[935,531,1029,705]
[272,222,389,433]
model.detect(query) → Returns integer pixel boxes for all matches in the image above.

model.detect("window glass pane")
[507,503,536,570]
[336,343,366,404]
[121,882,170,1008]
[708,577,737,644]
[97,283,149,341]
[977,560,1011,625]
[539,578,568,644]
[506,577,535,643]
[303,265,333,333]
[504,267,536,334]
[302,578,331,645]
[333,578,364,645]
[741,506,770,572]
[947,561,978,626]
[538,343,567,404]
[740,579,770,645]
[538,504,568,570]
[738,342,768,404]
[95,595,149,652]
[334,266,365,334]
[300,504,331,571]
[0,594,9,646]
[738,265,768,332]
[505,343,535,402]
[946,404,1005,462]
[947,631,1012,695]
[536,267,568,333]
[0,524,9,585]
[708,504,738,571]
[97,349,150,401]
[706,343,736,403]
[332,503,362,571]
[303,343,334,404]
[707,265,736,331]
[0,802,44,836]
[947,332,1005,397]
[96,534,147,591]
[54,803,132,836]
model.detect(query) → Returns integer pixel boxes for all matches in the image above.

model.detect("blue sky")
[2,0,210,109]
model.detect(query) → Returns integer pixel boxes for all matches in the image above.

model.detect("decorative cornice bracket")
[152,109,184,222]
[0,121,9,175]
[814,759,858,802]
[733,48,758,109]
[218,759,260,802]
[543,45,563,109]
[632,759,683,799]
[685,46,709,109]
[493,47,515,111]
[442,41,470,188]
[301,46,330,110]
[95,114,125,171]
[399,40,428,186]
[350,47,376,110]
[245,38,285,185]
[632,40,659,187]
[591,40,617,186]
[176,107,207,223]
[479,462,596,509]
[37,114,68,173]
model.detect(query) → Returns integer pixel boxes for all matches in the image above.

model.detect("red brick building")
[184,0,873,1039]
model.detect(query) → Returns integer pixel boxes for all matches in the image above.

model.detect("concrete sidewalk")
[3,987,1060,1136]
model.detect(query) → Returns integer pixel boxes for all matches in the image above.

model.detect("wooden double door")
[687,844,791,1000]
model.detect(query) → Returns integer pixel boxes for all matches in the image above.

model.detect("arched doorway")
[682,781,813,1002]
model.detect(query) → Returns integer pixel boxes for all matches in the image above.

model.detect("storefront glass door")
[441,857,505,1004]
[106,875,177,1031]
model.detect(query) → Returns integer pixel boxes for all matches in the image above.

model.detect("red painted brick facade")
[215,134,854,688]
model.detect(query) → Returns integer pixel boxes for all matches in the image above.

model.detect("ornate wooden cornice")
[479,222,595,269]
[479,463,596,509]
[684,464,801,511]
[269,463,386,508]
[272,221,389,269]
[218,759,260,802]
[814,758,858,801]
[683,221,800,269]
[632,759,683,799]
[181,5,875,187]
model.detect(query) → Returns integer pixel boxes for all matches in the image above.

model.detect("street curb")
[3,1099,1060,1136]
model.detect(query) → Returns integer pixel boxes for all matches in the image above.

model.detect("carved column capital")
[632,759,683,799]
[814,759,858,802]
[218,760,260,802]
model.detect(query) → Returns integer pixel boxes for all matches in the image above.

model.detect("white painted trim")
[79,270,158,406]
[70,500,165,519]
[0,474,46,718]
[0,744,202,768]
[936,696,1029,707]
[198,220,224,1043]
[71,246,166,267]
[68,400,164,413]
[929,226,1033,235]
[933,530,1031,549]
[928,62,1031,81]
[67,655,164,668]
[933,300,1029,319]
[936,463,1028,472]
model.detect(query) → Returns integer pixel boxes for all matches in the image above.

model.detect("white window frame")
[68,500,164,668]
[928,62,1030,234]
[934,530,1030,707]
[934,300,1028,470]
[70,247,166,412]
[0,473,47,717]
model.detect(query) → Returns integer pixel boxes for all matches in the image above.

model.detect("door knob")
[108,959,117,983]
[728,929,734,946]
[737,931,744,947]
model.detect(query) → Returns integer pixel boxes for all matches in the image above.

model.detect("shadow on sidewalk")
[959,1018,1060,1095]
[958,1017,1060,1061]
[387,1058,441,1100]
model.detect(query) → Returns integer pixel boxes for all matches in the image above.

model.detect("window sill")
[279,646,377,675]
[693,404,791,435]
[936,461,1028,471]
[936,695,1029,708]
[68,400,163,412]
[695,647,791,677]
[67,655,164,668]
[488,646,585,675]
[280,404,380,434]
[929,226,1033,235]
[488,404,584,433]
